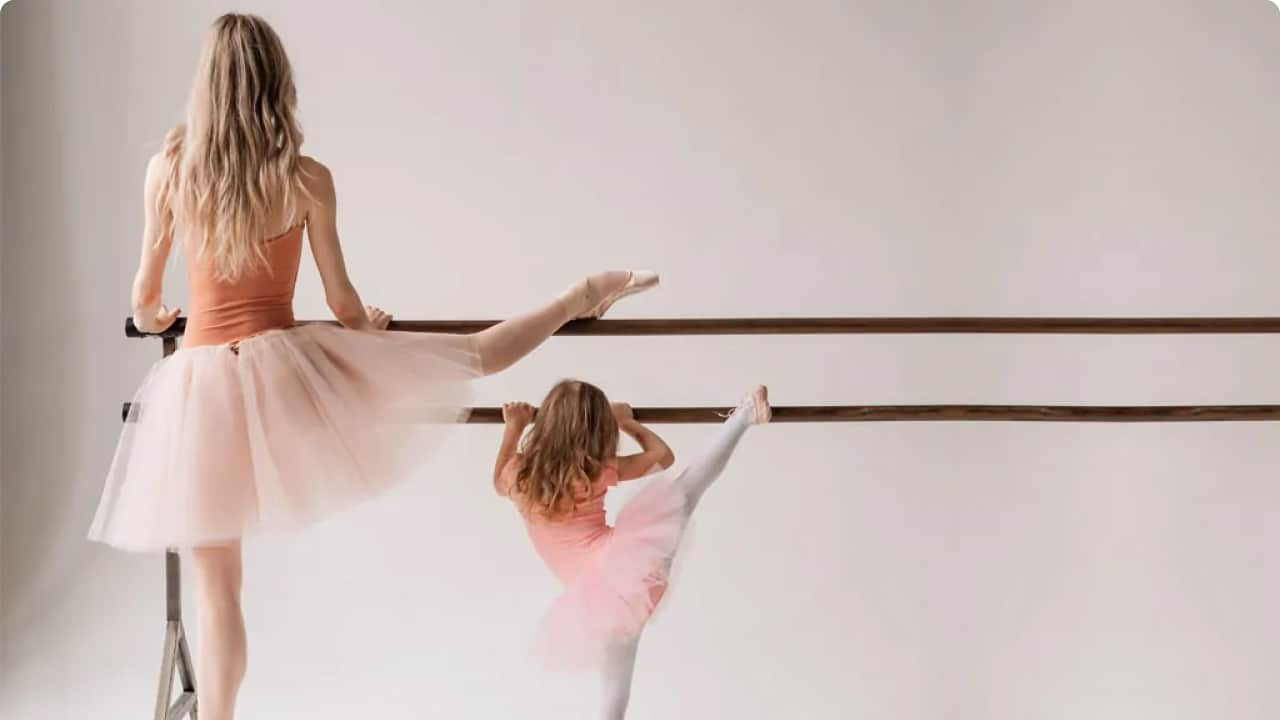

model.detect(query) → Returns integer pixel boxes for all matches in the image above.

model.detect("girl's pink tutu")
[89,324,480,551]
[533,471,691,668]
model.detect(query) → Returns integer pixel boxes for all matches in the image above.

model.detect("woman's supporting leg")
[600,634,643,720]
[470,272,645,376]
[191,541,247,720]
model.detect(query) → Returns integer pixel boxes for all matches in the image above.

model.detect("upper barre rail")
[125,316,1280,339]
[123,402,1280,423]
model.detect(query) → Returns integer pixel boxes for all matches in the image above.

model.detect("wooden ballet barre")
[123,402,1280,423]
[467,405,1280,423]
[125,316,1280,338]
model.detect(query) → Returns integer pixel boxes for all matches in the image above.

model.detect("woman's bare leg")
[191,541,247,720]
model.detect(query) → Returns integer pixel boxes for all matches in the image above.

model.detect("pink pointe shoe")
[732,385,772,425]
[576,271,660,319]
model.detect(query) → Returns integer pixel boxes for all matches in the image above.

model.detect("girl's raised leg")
[675,386,771,511]
[592,388,768,718]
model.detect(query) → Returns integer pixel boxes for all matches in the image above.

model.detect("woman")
[88,13,657,719]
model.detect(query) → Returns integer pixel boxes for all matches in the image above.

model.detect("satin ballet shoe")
[576,271,660,320]
[723,385,771,424]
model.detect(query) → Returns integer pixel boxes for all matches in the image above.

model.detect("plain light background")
[4,0,1280,718]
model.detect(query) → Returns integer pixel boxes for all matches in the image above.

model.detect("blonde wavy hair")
[156,13,307,281]
[514,380,619,520]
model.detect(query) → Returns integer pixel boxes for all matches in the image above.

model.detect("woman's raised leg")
[470,271,657,376]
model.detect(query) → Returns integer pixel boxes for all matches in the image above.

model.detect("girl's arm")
[300,157,386,330]
[494,402,535,496]
[613,403,676,481]
[131,154,181,333]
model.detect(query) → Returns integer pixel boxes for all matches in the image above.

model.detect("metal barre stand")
[140,336,198,720]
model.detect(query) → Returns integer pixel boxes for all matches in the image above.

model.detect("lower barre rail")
[465,404,1280,423]
[123,402,1280,423]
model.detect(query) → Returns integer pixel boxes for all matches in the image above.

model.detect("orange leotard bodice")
[182,225,304,348]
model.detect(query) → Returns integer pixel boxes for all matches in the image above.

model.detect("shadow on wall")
[0,0,148,662]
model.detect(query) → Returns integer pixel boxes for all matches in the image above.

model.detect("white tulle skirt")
[89,324,481,551]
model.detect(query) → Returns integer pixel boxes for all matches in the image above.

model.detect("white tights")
[597,408,755,719]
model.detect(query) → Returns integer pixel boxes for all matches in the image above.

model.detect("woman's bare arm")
[301,157,375,330]
[131,154,181,333]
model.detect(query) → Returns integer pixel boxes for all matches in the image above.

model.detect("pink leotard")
[501,458,623,583]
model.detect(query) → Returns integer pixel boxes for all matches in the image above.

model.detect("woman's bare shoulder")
[299,155,333,189]
[296,155,335,225]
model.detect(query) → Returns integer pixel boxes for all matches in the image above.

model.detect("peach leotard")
[182,225,304,348]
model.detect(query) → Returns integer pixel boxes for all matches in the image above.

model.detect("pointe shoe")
[576,271,660,319]
[730,385,772,425]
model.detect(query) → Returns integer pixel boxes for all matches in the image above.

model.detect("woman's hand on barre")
[365,305,392,331]
[133,303,182,335]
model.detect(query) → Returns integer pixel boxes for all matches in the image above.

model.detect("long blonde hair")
[514,380,619,520]
[157,13,306,281]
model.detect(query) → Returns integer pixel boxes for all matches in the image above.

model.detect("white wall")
[4,0,1280,718]
[0,1,5,673]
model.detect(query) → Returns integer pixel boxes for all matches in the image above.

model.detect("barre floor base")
[122,403,1280,423]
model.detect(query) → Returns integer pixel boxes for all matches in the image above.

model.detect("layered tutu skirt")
[89,324,480,551]
[534,471,693,668]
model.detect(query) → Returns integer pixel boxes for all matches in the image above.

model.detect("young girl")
[87,13,657,720]
[495,380,771,719]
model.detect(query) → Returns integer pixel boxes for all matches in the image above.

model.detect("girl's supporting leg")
[191,541,247,720]
[600,633,643,720]
[470,271,653,376]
